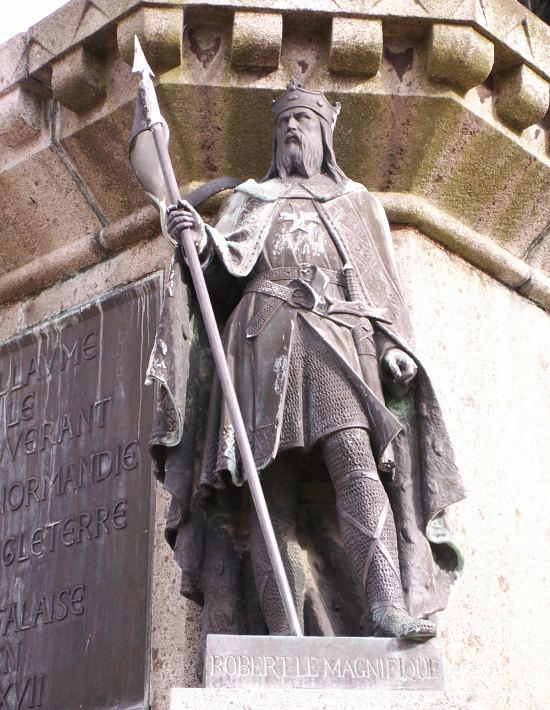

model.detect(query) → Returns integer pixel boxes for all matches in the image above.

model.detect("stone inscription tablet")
[0,275,160,710]
[205,634,444,691]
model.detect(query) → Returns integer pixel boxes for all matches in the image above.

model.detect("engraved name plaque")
[0,276,160,710]
[205,635,445,691]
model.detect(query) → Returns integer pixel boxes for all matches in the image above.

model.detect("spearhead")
[132,35,154,78]
[132,35,162,128]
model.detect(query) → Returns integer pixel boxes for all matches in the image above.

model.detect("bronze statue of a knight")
[137,80,465,676]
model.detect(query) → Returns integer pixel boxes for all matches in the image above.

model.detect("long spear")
[132,36,302,638]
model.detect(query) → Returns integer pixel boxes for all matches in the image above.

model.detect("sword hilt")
[343,263,362,303]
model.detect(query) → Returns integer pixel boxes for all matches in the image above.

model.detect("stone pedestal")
[170,688,470,710]
[204,634,444,691]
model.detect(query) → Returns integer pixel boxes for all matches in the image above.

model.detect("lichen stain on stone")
[467,633,483,650]
[221,424,237,474]
[384,47,413,82]
[273,354,287,395]
[408,100,467,194]
[476,81,493,104]
[297,59,309,73]
[189,29,221,68]
[152,647,164,672]
[437,125,527,230]
[492,155,549,245]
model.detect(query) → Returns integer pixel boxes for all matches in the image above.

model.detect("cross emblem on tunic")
[278,205,319,236]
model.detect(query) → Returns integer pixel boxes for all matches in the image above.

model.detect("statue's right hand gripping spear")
[131,36,303,638]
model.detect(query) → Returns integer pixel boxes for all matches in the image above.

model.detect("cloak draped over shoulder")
[147,177,466,670]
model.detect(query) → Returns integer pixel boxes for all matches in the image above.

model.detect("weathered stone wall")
[1,1,549,709]
[395,228,550,709]
[2,0,550,296]
[157,228,550,710]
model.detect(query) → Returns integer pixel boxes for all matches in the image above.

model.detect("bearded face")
[275,109,324,178]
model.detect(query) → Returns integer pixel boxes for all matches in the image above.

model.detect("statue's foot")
[372,606,436,642]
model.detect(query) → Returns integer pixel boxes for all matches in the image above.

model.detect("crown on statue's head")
[272,79,341,129]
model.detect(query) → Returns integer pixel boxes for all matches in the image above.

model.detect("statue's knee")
[322,427,376,484]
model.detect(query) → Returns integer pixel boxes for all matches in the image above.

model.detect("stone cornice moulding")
[1,0,550,98]
[184,0,550,82]
[0,192,548,313]
[1,1,549,280]
[378,192,550,310]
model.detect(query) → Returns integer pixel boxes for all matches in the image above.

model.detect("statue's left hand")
[383,348,417,386]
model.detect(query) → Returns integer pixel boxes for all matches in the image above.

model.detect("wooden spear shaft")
[133,37,302,637]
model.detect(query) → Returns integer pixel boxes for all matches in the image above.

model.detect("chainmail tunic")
[256,197,371,453]
[201,183,406,484]
[278,316,370,451]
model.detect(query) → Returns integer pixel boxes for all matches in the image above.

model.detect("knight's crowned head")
[264,79,346,183]
[272,79,341,130]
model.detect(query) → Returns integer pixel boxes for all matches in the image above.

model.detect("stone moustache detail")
[204,635,444,691]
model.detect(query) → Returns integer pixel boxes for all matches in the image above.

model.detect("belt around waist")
[254,265,346,288]
[244,277,391,323]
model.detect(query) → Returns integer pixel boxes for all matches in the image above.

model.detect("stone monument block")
[0,86,42,149]
[117,6,183,73]
[204,634,444,691]
[329,18,383,78]
[51,45,106,114]
[427,23,494,91]
[0,275,160,710]
[496,63,550,129]
[231,11,283,71]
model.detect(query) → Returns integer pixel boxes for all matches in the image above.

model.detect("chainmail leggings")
[322,427,404,614]
[250,427,404,634]
[250,452,306,635]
